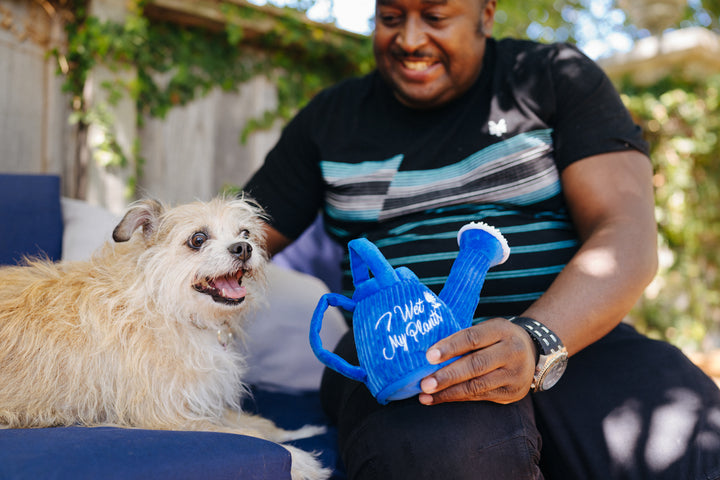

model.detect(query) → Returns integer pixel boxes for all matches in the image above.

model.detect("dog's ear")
[112,199,164,243]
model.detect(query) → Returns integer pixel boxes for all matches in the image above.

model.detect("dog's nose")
[228,241,253,261]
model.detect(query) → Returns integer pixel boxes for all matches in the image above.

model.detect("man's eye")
[424,13,446,24]
[378,12,402,26]
[188,232,208,249]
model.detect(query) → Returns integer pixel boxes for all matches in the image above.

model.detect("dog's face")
[112,197,267,325]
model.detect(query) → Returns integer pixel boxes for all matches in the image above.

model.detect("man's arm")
[525,149,658,354]
[419,150,658,405]
[262,223,293,257]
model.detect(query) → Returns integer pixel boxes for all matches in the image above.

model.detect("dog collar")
[190,315,233,348]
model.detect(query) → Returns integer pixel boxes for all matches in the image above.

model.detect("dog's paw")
[285,445,332,480]
[280,424,327,442]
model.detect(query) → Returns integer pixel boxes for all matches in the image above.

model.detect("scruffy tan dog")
[0,197,330,480]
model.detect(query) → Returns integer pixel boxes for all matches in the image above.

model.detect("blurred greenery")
[622,75,720,350]
[491,0,720,43]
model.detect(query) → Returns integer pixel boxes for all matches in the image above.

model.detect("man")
[245,0,720,478]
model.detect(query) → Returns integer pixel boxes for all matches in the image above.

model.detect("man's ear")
[479,0,497,38]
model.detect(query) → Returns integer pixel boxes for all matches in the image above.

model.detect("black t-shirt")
[245,38,648,321]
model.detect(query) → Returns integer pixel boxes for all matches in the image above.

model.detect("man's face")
[374,0,496,109]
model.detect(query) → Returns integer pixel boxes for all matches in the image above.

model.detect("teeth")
[404,60,434,71]
[194,271,245,297]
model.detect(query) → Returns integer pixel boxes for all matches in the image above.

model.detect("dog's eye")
[239,229,250,239]
[188,232,208,249]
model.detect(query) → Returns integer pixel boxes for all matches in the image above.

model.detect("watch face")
[537,351,568,391]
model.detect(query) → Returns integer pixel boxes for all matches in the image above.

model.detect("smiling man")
[244,0,720,478]
[373,0,493,109]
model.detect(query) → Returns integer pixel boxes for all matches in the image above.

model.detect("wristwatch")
[510,317,568,392]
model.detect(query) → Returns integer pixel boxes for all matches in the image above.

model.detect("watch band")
[509,316,564,355]
[510,316,568,392]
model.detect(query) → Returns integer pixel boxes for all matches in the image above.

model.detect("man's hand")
[418,318,537,405]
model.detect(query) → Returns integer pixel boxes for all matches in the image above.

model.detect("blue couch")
[0,174,345,479]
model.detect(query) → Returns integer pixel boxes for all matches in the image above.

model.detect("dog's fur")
[0,197,329,480]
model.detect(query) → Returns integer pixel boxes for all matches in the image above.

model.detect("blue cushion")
[244,389,346,479]
[0,427,291,480]
[0,389,342,480]
[0,174,63,265]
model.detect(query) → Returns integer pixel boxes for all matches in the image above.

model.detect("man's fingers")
[426,321,504,365]
[421,345,504,393]
[419,318,538,405]
[419,369,522,405]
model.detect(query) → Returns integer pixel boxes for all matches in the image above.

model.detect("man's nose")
[396,16,427,52]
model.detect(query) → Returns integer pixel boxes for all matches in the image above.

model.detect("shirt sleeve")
[548,43,649,171]
[243,100,326,240]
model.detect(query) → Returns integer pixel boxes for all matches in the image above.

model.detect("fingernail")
[419,394,433,405]
[421,377,437,393]
[426,348,441,364]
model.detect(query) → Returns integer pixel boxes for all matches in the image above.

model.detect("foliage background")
[624,75,720,349]
[483,0,720,350]
[54,0,720,350]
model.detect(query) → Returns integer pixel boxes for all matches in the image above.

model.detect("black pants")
[321,323,720,479]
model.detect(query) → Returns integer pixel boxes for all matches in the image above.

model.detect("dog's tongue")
[214,276,246,299]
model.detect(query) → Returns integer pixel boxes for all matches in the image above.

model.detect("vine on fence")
[50,0,373,196]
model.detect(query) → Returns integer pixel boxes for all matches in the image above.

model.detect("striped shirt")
[246,39,647,322]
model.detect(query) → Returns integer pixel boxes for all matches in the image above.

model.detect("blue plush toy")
[309,222,510,405]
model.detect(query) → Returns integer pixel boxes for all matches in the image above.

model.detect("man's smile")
[401,58,439,72]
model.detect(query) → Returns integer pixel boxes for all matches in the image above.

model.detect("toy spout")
[438,223,510,327]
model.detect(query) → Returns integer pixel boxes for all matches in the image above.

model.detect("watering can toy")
[309,222,510,405]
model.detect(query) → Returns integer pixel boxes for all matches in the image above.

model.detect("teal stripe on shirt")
[389,130,553,187]
[320,155,403,179]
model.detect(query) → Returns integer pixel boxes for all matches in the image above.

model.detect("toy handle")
[309,292,368,383]
[348,238,399,290]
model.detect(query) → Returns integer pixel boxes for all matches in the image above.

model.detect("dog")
[0,197,330,480]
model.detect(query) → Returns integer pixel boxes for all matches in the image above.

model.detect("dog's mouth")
[193,270,246,305]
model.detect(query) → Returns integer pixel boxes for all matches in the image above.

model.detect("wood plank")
[144,0,367,41]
